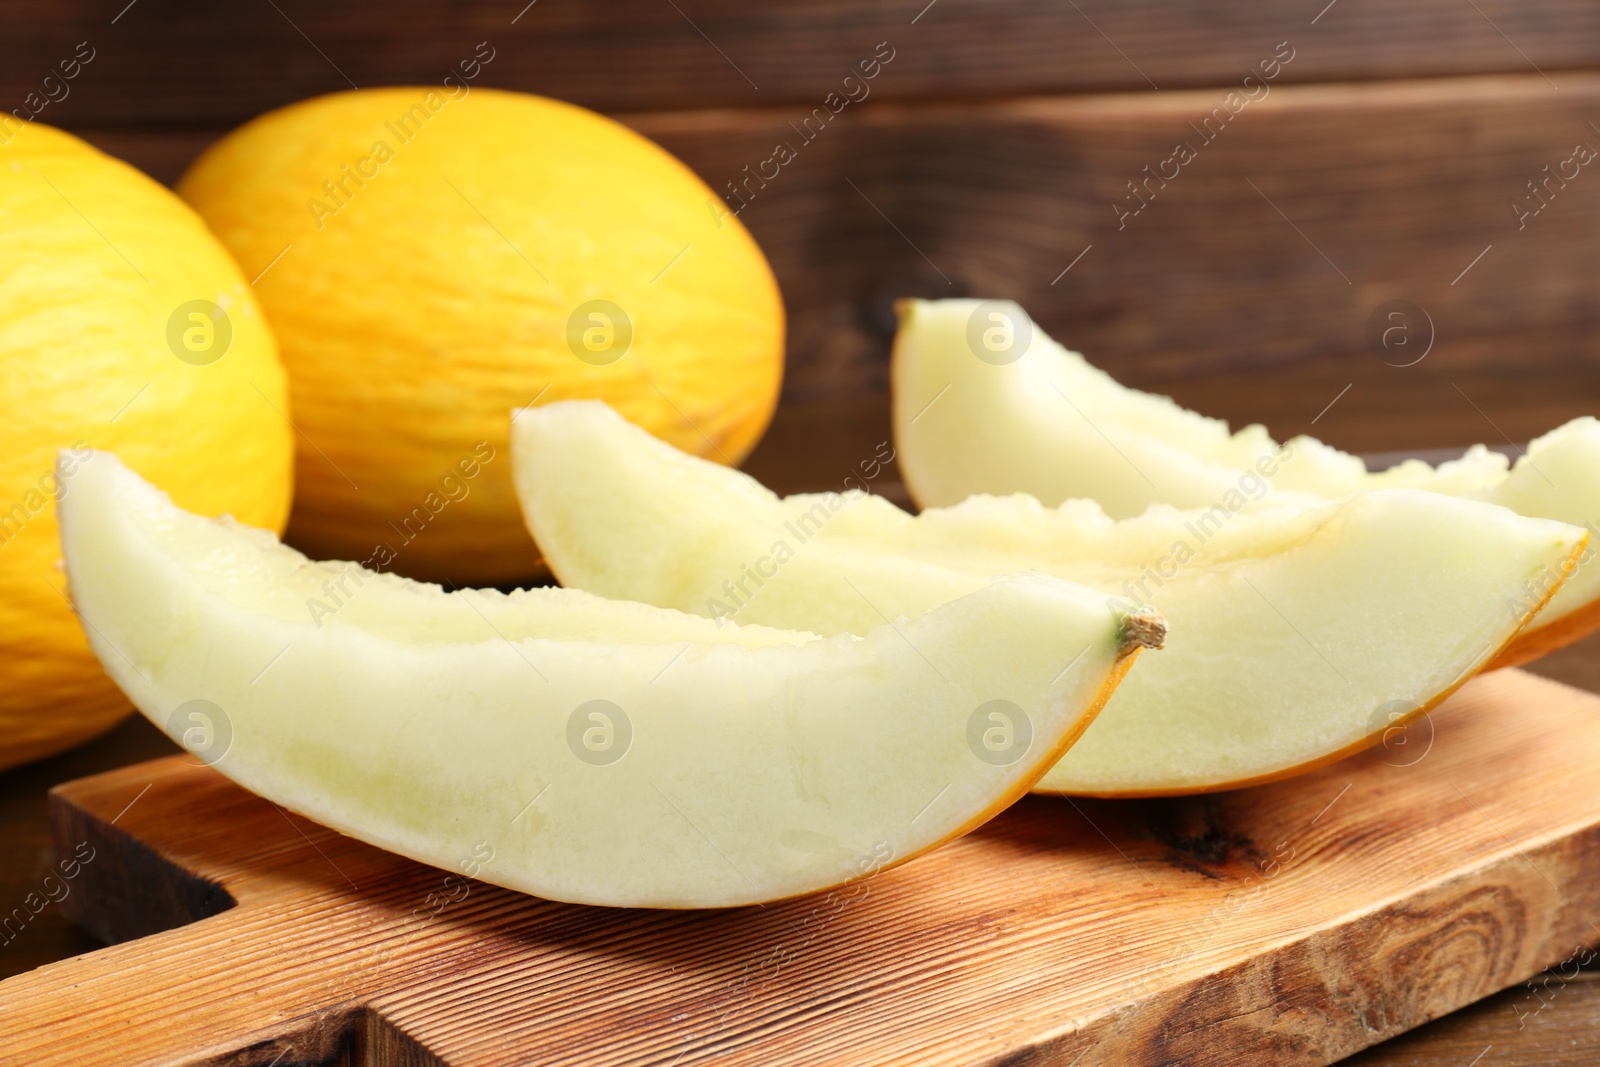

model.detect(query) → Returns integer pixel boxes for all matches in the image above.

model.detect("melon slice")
[513,401,1584,795]
[891,297,1600,666]
[58,450,1159,908]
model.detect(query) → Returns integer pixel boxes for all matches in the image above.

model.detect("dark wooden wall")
[11,0,1600,472]
[11,0,1600,115]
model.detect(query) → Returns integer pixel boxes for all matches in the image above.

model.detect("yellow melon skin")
[178,88,785,584]
[0,123,292,771]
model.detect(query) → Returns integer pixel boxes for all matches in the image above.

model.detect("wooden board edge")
[1024,814,1600,1066]
[171,1005,450,1067]
[47,778,235,949]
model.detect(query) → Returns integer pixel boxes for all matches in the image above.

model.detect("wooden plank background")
[20,2,1594,460]
[6,0,1600,118]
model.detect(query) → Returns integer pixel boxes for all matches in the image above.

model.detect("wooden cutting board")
[4,667,1600,1067]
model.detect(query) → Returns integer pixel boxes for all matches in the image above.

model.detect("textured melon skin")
[0,122,292,770]
[180,88,784,585]
[58,450,1154,908]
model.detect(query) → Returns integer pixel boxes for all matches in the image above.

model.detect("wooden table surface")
[5,632,1599,1067]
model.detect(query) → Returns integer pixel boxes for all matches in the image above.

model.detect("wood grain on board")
[1345,970,1600,1067]
[2,668,1600,1065]
[5,0,1600,121]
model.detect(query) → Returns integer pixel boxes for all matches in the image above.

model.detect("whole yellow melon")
[178,88,784,584]
[0,123,292,770]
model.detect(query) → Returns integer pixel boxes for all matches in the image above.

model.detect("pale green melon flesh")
[58,450,1146,907]
[514,402,1584,794]
[890,298,1600,631]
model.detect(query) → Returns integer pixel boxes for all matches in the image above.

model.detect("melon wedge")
[891,297,1600,666]
[513,401,1585,795]
[56,450,1158,908]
